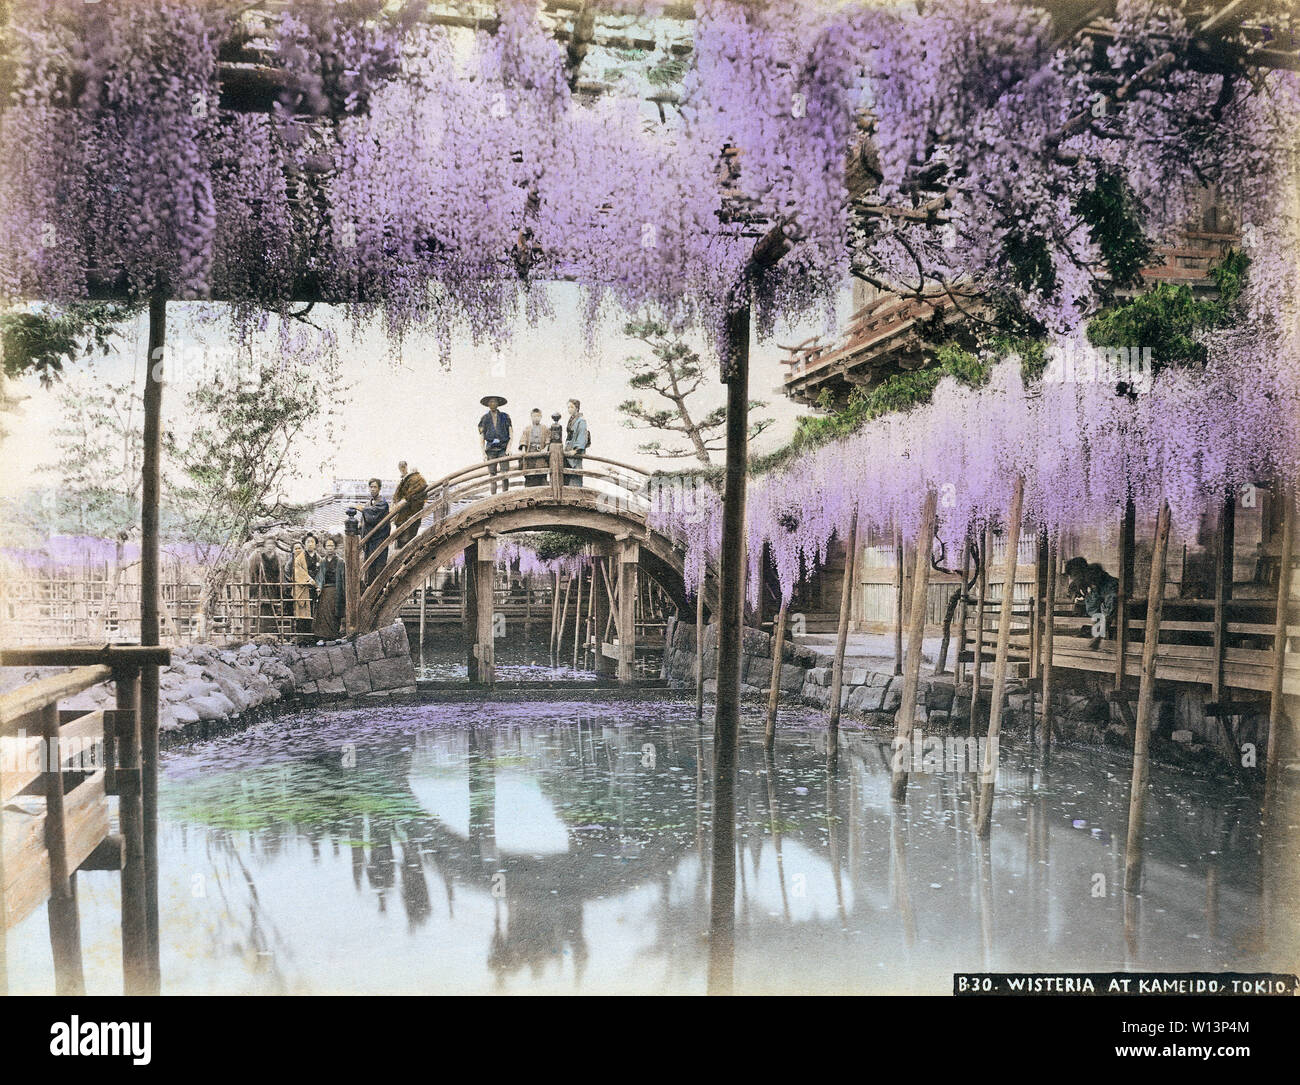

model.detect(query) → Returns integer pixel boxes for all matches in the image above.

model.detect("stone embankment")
[661,618,1266,769]
[0,621,417,742]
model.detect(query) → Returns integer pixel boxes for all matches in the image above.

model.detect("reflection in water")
[4,697,1293,994]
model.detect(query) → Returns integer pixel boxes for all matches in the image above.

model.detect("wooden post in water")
[549,570,560,661]
[592,555,614,679]
[707,288,751,997]
[765,602,788,749]
[1114,497,1136,690]
[617,540,639,684]
[828,511,860,760]
[1123,498,1172,891]
[114,665,149,995]
[41,703,84,995]
[418,575,427,668]
[940,530,971,679]
[967,522,992,736]
[893,520,904,675]
[476,534,497,688]
[695,584,706,719]
[976,475,1025,837]
[1264,484,1295,816]
[584,562,597,670]
[1041,532,1058,749]
[955,525,972,684]
[1211,488,1236,704]
[891,490,938,801]
[572,559,584,670]
[465,542,480,681]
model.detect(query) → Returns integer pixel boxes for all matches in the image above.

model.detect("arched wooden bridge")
[342,439,716,685]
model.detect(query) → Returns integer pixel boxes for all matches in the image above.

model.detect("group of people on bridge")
[245,396,593,644]
[479,395,590,493]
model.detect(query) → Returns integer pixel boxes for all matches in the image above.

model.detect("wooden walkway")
[0,645,166,995]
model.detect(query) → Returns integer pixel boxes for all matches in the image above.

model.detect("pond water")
[6,697,1293,995]
[411,626,657,683]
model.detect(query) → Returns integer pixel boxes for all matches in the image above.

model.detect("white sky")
[0,284,844,508]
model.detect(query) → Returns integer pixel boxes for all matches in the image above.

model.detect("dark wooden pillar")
[765,602,788,749]
[1042,532,1058,748]
[695,582,706,718]
[968,522,991,735]
[1124,498,1173,891]
[707,290,750,996]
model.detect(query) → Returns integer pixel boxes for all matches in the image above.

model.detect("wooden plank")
[0,646,169,668]
[0,667,111,733]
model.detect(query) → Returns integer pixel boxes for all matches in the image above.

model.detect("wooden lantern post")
[1123,498,1172,892]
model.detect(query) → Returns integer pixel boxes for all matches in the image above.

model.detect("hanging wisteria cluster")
[1,0,1297,597]
[6,0,1294,341]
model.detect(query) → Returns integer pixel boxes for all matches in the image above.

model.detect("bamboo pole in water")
[1041,532,1058,749]
[955,523,973,686]
[1123,497,1172,891]
[549,570,560,659]
[977,474,1025,837]
[967,522,992,736]
[418,575,427,668]
[584,563,597,670]
[891,490,938,801]
[695,585,706,720]
[828,510,860,760]
[572,560,584,670]
[765,602,788,749]
[1265,484,1295,816]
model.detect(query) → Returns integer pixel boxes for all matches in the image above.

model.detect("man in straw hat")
[478,394,513,494]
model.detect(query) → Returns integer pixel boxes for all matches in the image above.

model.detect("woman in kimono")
[314,535,346,642]
[291,540,316,641]
[360,477,390,586]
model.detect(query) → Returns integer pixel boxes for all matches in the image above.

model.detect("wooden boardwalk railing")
[0,644,168,995]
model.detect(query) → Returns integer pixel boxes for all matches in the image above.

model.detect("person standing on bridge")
[519,407,548,487]
[392,461,427,550]
[479,395,513,494]
[360,477,391,586]
[564,398,589,487]
[314,536,345,642]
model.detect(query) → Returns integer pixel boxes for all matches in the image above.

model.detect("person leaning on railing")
[392,460,427,548]
[519,407,548,487]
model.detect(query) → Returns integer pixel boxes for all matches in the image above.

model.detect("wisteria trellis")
[1,0,1297,595]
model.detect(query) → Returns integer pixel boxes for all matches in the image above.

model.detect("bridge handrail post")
[344,509,361,636]
[549,439,564,497]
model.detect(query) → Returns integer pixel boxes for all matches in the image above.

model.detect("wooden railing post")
[41,702,85,995]
[343,509,361,636]
[549,439,564,496]
[114,664,149,995]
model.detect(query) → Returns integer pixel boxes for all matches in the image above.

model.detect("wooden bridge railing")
[353,442,656,580]
[0,644,168,995]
